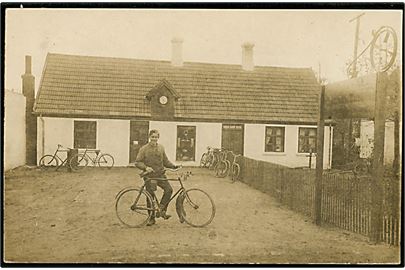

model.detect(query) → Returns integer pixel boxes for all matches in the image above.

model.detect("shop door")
[176,126,196,161]
[129,121,149,163]
[222,124,244,155]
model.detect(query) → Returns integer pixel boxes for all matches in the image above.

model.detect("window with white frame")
[298,127,317,153]
[265,126,285,152]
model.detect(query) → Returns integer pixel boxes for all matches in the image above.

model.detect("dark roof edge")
[34,112,319,126]
[33,53,50,111]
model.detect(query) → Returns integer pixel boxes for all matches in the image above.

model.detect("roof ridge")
[47,52,313,71]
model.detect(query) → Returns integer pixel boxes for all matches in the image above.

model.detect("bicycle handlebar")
[139,166,183,177]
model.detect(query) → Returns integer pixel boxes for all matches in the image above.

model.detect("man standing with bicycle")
[135,129,180,226]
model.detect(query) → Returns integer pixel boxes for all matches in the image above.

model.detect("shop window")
[176,126,196,161]
[74,121,97,149]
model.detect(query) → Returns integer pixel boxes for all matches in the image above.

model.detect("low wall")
[4,90,26,171]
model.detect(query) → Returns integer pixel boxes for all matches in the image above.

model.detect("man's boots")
[147,217,156,226]
[159,204,171,220]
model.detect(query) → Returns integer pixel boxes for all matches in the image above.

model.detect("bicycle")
[199,147,221,169]
[199,147,212,168]
[38,144,74,171]
[209,148,223,170]
[229,151,242,183]
[115,168,216,228]
[69,148,114,171]
[215,149,229,178]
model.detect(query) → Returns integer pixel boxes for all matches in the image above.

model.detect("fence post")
[370,72,388,243]
[314,85,325,225]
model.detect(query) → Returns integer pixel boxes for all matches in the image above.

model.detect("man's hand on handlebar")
[145,167,154,173]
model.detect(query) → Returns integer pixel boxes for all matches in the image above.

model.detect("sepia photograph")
[3,4,403,265]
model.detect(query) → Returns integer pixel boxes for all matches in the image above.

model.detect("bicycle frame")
[140,178,185,211]
[79,149,101,165]
[51,145,71,170]
[131,173,193,212]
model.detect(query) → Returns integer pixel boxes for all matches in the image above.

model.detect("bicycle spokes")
[115,188,152,228]
[181,189,215,227]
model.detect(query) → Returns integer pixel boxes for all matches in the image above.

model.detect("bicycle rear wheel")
[39,155,59,170]
[69,153,89,171]
[181,188,215,227]
[98,153,114,168]
[115,188,153,228]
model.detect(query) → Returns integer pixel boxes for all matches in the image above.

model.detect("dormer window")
[146,79,180,120]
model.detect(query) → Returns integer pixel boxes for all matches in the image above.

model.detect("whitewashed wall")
[97,119,129,166]
[37,117,335,169]
[4,90,26,171]
[37,117,130,166]
[244,124,333,169]
[150,121,222,166]
[359,120,398,165]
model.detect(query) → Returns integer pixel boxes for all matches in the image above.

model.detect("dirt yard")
[3,166,400,264]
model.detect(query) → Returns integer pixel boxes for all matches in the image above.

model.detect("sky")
[5,8,403,94]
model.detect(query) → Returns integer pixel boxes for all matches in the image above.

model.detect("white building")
[33,41,332,169]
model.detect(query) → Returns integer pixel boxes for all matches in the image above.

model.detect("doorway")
[222,124,244,155]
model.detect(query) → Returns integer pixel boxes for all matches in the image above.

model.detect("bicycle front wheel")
[231,164,240,182]
[200,153,208,168]
[39,155,59,170]
[115,188,153,228]
[98,153,114,168]
[182,189,215,227]
[69,153,89,171]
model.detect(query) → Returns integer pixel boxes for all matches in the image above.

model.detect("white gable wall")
[359,120,398,165]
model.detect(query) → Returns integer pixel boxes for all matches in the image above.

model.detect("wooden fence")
[237,157,400,246]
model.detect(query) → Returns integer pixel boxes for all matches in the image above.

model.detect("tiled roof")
[34,53,320,123]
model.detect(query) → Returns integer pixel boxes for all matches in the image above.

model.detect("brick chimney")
[21,55,37,165]
[242,42,255,71]
[171,37,183,67]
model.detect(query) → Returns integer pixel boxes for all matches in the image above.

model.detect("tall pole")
[347,13,365,163]
[349,12,365,79]
[370,72,388,243]
[314,85,325,225]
